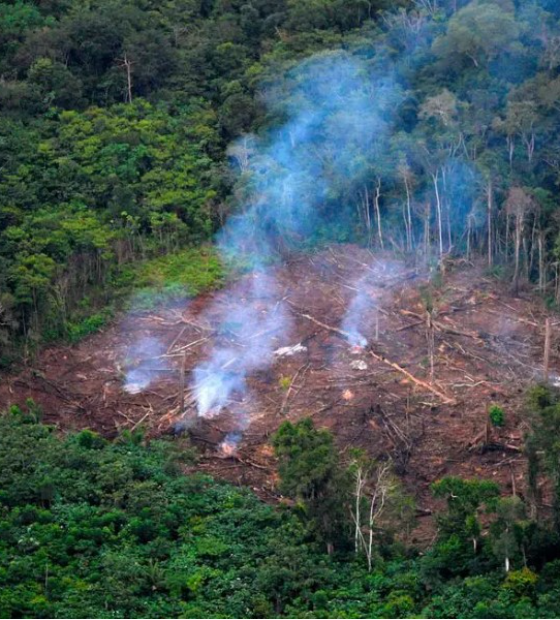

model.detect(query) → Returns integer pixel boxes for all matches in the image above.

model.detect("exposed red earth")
[1,245,554,541]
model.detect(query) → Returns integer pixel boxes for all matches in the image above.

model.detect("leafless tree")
[350,459,394,571]
[506,187,534,292]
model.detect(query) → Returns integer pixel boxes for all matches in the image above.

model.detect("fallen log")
[396,320,424,332]
[466,428,487,450]
[368,351,456,405]
[295,310,456,404]
[298,312,354,339]
[280,364,310,414]
[167,325,188,354]
[173,336,211,353]
[131,408,153,431]
[398,310,483,341]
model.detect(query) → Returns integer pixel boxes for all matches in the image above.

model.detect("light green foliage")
[130,247,224,309]
[0,101,219,349]
[4,1,560,616]
[489,404,506,427]
[432,0,520,70]
[66,309,113,343]
[2,0,560,359]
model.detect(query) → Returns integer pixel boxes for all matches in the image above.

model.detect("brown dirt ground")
[0,245,556,542]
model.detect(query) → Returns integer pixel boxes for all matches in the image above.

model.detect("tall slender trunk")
[432,170,443,257]
[514,214,523,291]
[487,180,493,267]
[538,230,546,293]
[424,200,431,258]
[525,130,535,163]
[354,470,362,555]
[123,53,133,103]
[466,215,473,262]
[402,203,409,252]
[529,217,538,278]
[404,176,414,251]
[505,213,511,262]
[374,178,384,250]
[508,136,514,167]
[523,236,530,282]
[361,185,371,241]
[442,167,452,250]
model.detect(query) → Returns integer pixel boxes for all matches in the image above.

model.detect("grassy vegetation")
[52,246,225,345]
[127,247,225,311]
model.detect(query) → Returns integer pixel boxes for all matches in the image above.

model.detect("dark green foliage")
[273,418,339,501]
[6,0,560,615]
[272,418,351,550]
[0,101,221,351]
[0,414,330,618]
[2,413,560,617]
[431,477,500,576]
[526,385,560,526]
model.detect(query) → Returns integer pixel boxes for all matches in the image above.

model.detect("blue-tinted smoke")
[123,336,168,394]
[192,274,289,416]
[192,51,401,418]
[341,274,375,348]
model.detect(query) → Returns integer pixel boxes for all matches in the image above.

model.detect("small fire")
[343,389,354,401]
[201,407,222,420]
[350,344,366,355]
[219,432,242,457]
[347,330,368,352]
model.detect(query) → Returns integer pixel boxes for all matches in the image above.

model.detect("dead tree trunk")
[374,178,384,250]
[487,179,493,267]
[544,318,551,383]
[360,185,372,242]
[122,53,133,103]
[404,175,414,251]
[432,170,443,257]
[538,230,546,293]
[513,213,523,292]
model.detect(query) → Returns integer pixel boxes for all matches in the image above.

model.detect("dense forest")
[3,390,560,619]
[5,0,560,618]
[2,0,560,357]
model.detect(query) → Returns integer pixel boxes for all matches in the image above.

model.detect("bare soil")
[1,245,555,542]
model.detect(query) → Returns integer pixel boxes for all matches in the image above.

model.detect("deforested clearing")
[1,246,550,538]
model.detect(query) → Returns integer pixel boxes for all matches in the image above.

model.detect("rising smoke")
[341,273,376,349]
[191,52,402,428]
[123,335,168,394]
[123,7,490,438]
[191,273,290,417]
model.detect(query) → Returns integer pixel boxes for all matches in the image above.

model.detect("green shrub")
[502,568,539,599]
[128,247,224,310]
[489,404,505,427]
[67,310,112,343]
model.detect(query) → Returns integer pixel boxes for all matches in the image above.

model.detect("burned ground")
[0,245,554,541]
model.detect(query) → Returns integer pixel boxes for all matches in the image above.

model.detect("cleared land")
[1,245,554,541]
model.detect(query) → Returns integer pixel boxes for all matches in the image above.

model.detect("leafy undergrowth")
[2,413,560,619]
[66,308,114,344]
[128,246,225,310]
[63,246,224,341]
